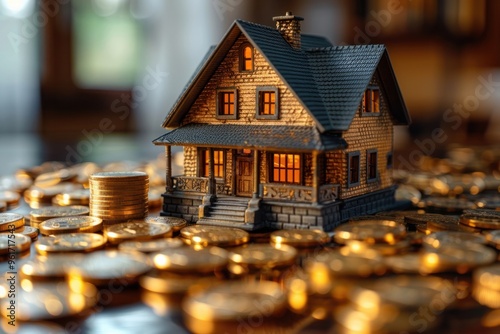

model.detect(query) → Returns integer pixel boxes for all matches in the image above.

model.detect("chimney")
[273,11,304,49]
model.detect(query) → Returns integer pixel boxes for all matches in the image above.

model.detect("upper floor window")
[240,44,253,72]
[216,89,237,119]
[271,153,301,184]
[362,87,380,114]
[201,149,224,178]
[256,87,279,120]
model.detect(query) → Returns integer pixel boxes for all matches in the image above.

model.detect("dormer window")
[362,87,380,114]
[240,44,253,72]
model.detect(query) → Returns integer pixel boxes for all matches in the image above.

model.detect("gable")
[181,34,315,127]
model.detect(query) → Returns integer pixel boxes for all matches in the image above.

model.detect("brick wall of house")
[181,35,314,127]
[183,146,197,177]
[325,73,394,200]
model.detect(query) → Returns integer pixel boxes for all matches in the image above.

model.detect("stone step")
[197,218,255,231]
[211,204,246,212]
[206,214,245,222]
[208,209,245,217]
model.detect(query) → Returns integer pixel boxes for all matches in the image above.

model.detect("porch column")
[165,145,173,194]
[208,148,216,196]
[312,151,319,204]
[253,149,260,198]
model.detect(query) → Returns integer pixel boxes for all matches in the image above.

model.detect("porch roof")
[153,123,347,152]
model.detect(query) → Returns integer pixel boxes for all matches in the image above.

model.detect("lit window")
[256,87,279,119]
[347,152,360,187]
[363,88,380,113]
[367,150,378,182]
[201,149,224,178]
[217,89,237,119]
[240,44,253,71]
[272,153,301,184]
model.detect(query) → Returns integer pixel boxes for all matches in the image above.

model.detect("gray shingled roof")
[153,123,347,152]
[161,19,410,132]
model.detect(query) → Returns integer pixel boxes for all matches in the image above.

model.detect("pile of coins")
[89,172,149,224]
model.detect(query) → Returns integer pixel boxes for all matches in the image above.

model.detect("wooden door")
[236,157,253,196]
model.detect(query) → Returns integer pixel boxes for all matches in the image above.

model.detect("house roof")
[161,19,410,132]
[153,123,347,152]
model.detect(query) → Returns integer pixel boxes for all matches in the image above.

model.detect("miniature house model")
[154,12,410,231]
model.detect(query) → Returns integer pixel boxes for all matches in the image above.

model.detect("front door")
[236,157,253,196]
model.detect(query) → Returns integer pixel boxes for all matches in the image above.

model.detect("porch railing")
[171,176,230,195]
[260,183,339,203]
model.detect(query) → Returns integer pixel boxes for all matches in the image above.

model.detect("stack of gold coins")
[89,172,149,224]
[29,206,89,228]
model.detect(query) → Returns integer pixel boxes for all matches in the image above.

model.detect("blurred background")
[1,0,499,173]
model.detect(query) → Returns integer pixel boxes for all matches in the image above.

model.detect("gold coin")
[67,250,152,286]
[145,216,187,232]
[34,169,77,187]
[0,281,97,322]
[90,171,148,180]
[460,213,500,230]
[3,226,39,240]
[270,229,330,248]
[0,201,6,212]
[344,239,411,256]
[427,218,480,233]
[89,211,148,219]
[0,190,20,207]
[425,197,476,214]
[53,189,90,206]
[0,233,31,254]
[305,248,386,277]
[228,244,297,269]
[39,216,103,235]
[351,275,454,309]
[420,243,496,274]
[20,253,85,280]
[180,225,249,247]
[384,253,422,274]
[0,212,24,231]
[89,197,148,203]
[35,233,106,255]
[473,264,500,291]
[30,205,89,219]
[118,238,184,253]
[485,230,500,249]
[90,203,147,211]
[139,270,217,294]
[182,281,286,321]
[334,220,406,244]
[423,231,486,248]
[24,183,81,201]
[104,221,172,244]
[152,246,228,274]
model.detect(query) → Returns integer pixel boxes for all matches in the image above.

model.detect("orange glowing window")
[218,91,235,116]
[259,91,276,115]
[202,150,224,178]
[240,44,253,71]
[272,153,301,184]
[363,88,380,113]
